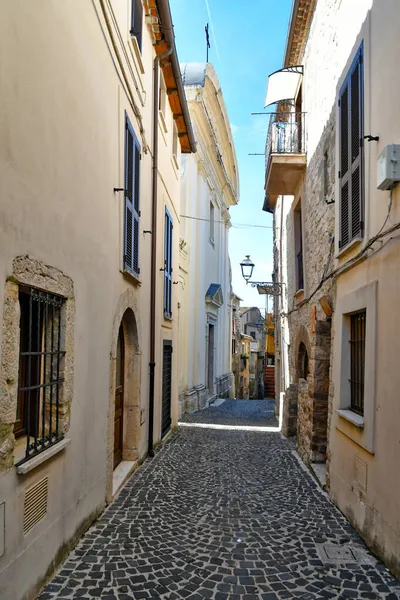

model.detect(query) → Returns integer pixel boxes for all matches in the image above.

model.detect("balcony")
[265,112,307,201]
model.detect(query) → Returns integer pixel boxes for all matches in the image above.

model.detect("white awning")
[264,66,303,108]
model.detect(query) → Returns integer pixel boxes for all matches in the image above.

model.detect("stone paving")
[39,400,400,600]
[180,399,277,427]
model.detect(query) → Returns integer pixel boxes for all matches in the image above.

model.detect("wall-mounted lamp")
[240,255,255,282]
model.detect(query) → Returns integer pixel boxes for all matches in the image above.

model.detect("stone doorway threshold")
[112,460,137,498]
[310,462,327,489]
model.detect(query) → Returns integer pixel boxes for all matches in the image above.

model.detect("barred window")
[14,287,66,465]
[349,310,366,415]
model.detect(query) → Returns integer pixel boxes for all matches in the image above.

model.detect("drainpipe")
[148,45,173,458]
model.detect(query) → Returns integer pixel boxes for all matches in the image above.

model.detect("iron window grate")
[349,310,366,416]
[15,287,66,466]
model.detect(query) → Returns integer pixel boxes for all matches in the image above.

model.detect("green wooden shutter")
[124,116,140,276]
[164,208,173,317]
[164,209,173,318]
[131,0,143,51]
[339,43,364,248]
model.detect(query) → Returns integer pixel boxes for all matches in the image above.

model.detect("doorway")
[161,340,172,438]
[208,323,215,394]
[114,325,124,469]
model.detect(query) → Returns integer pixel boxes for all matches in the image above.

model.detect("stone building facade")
[239,308,265,399]
[0,2,194,598]
[266,0,400,580]
[231,293,242,398]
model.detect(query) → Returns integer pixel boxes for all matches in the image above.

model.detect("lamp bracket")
[249,281,283,296]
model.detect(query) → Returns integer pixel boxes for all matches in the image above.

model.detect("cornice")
[284,0,316,66]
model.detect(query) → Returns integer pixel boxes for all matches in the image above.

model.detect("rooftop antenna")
[205,23,210,63]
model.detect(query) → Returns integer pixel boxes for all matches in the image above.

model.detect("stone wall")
[281,383,298,438]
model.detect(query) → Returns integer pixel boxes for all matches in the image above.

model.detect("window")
[164,209,173,318]
[294,200,304,291]
[339,43,364,249]
[124,115,141,277]
[172,123,178,167]
[130,0,143,52]
[250,331,256,340]
[14,287,66,465]
[209,202,215,245]
[232,339,236,354]
[349,310,366,415]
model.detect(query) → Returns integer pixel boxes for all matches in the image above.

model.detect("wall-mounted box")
[377,144,400,190]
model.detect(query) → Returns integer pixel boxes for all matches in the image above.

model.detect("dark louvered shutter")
[131,0,143,51]
[339,44,364,248]
[161,341,172,437]
[164,210,173,318]
[124,116,140,276]
[132,138,140,275]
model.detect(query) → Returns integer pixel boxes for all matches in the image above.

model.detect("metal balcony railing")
[265,112,306,172]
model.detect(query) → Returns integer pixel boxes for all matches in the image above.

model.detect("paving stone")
[39,400,400,600]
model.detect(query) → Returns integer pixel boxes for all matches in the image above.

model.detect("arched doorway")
[114,325,124,469]
[107,295,141,503]
[298,342,309,381]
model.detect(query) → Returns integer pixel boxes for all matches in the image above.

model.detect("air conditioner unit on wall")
[377,144,400,190]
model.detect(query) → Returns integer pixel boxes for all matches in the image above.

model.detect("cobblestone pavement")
[39,402,400,600]
[179,399,277,427]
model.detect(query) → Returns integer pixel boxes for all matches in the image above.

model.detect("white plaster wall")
[0,1,182,597]
[178,67,238,402]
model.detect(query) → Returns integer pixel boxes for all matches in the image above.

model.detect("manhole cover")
[316,544,374,565]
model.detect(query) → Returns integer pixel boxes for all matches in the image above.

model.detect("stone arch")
[107,290,141,503]
[294,324,311,382]
[297,342,309,381]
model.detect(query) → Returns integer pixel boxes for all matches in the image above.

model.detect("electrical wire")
[283,215,400,318]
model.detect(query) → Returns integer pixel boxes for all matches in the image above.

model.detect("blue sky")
[170,0,293,310]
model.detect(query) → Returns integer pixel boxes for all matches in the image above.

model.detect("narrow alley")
[39,401,400,600]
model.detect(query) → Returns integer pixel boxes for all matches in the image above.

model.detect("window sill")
[121,269,141,286]
[130,35,145,74]
[336,408,364,428]
[336,236,362,260]
[294,288,304,303]
[16,438,71,475]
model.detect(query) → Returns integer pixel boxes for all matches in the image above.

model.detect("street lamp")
[240,255,283,296]
[240,255,255,283]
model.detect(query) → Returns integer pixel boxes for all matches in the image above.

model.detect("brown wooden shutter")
[339,43,364,248]
[124,116,140,276]
[131,0,143,51]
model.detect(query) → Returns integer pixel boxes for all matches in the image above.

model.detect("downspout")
[148,45,173,458]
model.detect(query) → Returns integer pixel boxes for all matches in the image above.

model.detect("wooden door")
[114,325,124,469]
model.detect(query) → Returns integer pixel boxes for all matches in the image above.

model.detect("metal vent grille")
[23,477,48,534]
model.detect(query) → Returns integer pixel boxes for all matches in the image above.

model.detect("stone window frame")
[0,256,74,474]
[335,281,377,454]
